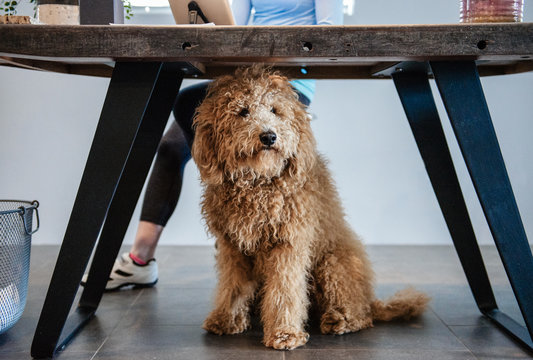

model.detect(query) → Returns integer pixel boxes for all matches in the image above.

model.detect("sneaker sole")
[109,279,158,291]
[80,279,158,292]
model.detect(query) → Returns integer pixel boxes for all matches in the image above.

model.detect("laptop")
[168,0,235,25]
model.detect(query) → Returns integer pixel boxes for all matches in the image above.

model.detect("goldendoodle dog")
[191,66,430,350]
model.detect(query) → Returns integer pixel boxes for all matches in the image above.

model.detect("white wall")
[1,1,532,247]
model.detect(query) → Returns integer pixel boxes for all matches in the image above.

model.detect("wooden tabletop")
[1,23,532,78]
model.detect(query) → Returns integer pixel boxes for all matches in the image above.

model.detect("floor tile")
[285,349,477,360]
[405,283,523,328]
[119,287,214,327]
[93,324,280,359]
[94,348,282,360]
[0,350,95,360]
[450,325,533,359]
[301,311,466,351]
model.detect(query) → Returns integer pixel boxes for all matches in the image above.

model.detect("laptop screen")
[168,0,235,25]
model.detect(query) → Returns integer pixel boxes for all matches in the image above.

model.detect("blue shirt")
[231,0,344,102]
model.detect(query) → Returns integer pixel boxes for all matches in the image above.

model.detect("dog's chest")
[205,180,307,251]
[226,183,288,228]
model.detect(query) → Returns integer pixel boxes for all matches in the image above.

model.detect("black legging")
[140,81,311,226]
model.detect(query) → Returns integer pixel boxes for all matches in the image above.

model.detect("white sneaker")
[81,252,158,291]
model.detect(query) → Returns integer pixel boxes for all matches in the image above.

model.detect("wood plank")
[1,23,532,78]
[2,56,532,79]
[0,24,532,62]
[1,56,114,77]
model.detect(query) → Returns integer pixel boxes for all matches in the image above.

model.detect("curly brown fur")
[192,66,430,350]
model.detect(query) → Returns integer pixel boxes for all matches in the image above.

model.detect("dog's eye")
[271,107,277,115]
[239,108,249,117]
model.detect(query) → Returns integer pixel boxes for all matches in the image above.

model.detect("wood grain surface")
[1,23,532,78]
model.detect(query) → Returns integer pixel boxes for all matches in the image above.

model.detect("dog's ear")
[269,74,308,112]
[191,112,224,186]
[286,103,316,181]
[269,74,290,91]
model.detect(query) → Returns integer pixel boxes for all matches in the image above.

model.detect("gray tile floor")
[1,245,532,359]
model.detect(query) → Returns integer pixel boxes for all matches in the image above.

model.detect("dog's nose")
[259,131,277,146]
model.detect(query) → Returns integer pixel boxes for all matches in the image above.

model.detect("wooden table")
[1,24,532,358]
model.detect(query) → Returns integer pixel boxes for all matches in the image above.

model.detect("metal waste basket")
[0,200,39,334]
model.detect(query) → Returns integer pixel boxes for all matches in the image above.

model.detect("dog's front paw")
[203,310,250,335]
[264,328,309,350]
[320,309,349,334]
[320,309,372,335]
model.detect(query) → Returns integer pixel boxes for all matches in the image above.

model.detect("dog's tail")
[370,287,430,322]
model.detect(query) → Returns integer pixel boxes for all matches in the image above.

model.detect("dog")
[191,66,430,350]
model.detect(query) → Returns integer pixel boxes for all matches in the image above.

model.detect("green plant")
[1,1,18,15]
[1,0,36,16]
[122,0,133,20]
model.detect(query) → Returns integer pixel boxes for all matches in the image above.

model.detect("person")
[84,0,344,290]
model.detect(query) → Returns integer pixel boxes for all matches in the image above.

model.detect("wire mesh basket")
[0,200,39,334]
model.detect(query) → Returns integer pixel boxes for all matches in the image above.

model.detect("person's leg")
[129,82,210,263]
[296,91,311,107]
[131,121,191,263]
[129,222,164,262]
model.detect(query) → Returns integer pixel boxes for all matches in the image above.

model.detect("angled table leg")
[391,64,498,313]
[79,64,184,310]
[31,62,184,359]
[430,60,533,350]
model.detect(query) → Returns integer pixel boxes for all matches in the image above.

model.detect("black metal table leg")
[31,62,183,358]
[391,64,498,313]
[79,64,184,310]
[430,60,533,350]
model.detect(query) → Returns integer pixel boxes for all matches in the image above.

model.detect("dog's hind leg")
[203,237,257,335]
[313,244,375,335]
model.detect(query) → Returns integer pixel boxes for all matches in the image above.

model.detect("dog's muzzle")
[259,131,277,147]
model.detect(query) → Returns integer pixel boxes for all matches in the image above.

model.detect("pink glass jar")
[460,0,524,22]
